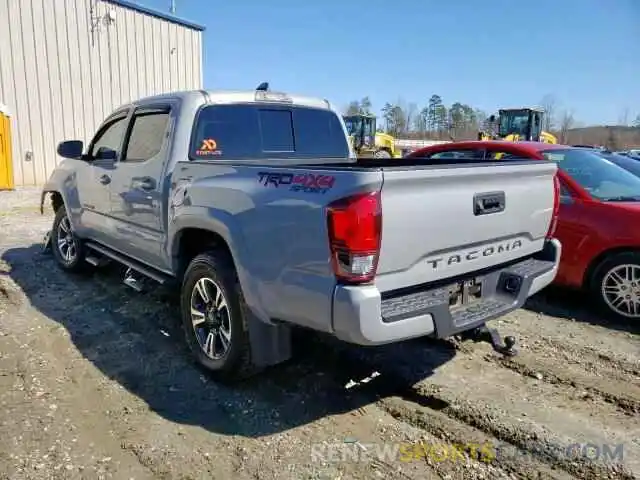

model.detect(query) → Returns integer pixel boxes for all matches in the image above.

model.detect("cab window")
[190,104,349,160]
[122,109,171,163]
[90,116,128,157]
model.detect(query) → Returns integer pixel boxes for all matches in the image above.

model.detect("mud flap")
[41,230,52,254]
[246,312,292,367]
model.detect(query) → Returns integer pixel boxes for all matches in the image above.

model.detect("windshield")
[595,151,640,179]
[363,118,375,137]
[543,148,640,201]
[343,116,361,137]
[498,111,529,137]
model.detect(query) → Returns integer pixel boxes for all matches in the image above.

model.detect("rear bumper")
[332,238,561,346]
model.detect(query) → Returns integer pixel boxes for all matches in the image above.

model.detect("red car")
[407,140,640,321]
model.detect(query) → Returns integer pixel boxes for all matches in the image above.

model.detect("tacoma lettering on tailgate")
[257,172,335,194]
[426,239,523,270]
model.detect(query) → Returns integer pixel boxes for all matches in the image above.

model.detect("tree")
[345,101,361,116]
[405,102,418,134]
[559,110,575,144]
[449,102,465,133]
[344,97,372,116]
[381,103,395,132]
[418,106,429,134]
[539,94,557,131]
[426,95,444,132]
[414,108,427,133]
[434,104,447,136]
[618,107,630,126]
[390,104,407,135]
[360,97,372,115]
[345,92,637,145]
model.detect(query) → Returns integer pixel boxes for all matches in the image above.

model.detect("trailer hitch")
[468,325,518,357]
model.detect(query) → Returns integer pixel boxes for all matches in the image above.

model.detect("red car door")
[553,179,592,286]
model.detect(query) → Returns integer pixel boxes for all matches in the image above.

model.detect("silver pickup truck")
[40,85,561,382]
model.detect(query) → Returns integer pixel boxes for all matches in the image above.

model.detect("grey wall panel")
[0,0,203,186]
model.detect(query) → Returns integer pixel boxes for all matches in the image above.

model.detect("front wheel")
[591,252,640,321]
[180,250,255,382]
[373,149,392,159]
[50,206,88,273]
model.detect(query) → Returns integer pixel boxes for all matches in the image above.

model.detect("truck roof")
[122,89,333,112]
[498,106,545,112]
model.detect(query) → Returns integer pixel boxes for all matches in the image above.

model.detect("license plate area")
[448,277,482,310]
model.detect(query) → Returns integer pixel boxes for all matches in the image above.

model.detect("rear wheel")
[590,252,640,321]
[180,250,256,382]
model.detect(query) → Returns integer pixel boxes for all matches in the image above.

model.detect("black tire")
[180,250,256,383]
[50,206,88,273]
[374,149,392,159]
[590,251,640,322]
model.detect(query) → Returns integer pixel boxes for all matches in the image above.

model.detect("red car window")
[543,148,640,201]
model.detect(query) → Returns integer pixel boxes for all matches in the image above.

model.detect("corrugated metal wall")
[0,0,203,186]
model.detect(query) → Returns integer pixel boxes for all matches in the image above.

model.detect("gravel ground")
[0,187,639,480]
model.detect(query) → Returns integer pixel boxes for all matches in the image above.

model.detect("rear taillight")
[327,191,382,284]
[546,174,560,239]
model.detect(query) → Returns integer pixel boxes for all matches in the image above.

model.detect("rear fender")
[169,207,267,322]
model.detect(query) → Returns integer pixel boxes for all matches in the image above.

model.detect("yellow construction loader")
[478,107,557,144]
[343,114,401,158]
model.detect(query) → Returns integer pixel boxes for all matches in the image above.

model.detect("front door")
[553,181,589,285]
[107,105,173,270]
[76,113,129,244]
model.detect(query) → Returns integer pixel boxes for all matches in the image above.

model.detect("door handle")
[473,191,505,216]
[99,174,111,185]
[135,177,156,191]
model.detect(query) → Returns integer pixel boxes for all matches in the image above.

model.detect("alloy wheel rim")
[190,277,232,359]
[56,216,77,264]
[601,264,640,318]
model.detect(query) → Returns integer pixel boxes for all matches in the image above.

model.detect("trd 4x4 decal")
[257,172,336,194]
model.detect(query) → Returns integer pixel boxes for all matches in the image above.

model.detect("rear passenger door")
[108,104,174,269]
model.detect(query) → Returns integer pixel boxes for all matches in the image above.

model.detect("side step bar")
[85,241,172,285]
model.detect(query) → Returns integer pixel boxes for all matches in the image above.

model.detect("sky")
[138,0,639,126]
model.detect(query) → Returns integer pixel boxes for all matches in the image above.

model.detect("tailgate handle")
[474,191,505,215]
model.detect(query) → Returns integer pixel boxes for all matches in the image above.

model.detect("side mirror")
[91,147,117,169]
[57,140,84,159]
[489,115,496,123]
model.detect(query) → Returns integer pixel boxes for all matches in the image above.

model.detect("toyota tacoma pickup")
[40,85,562,382]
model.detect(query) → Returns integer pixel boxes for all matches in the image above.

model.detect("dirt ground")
[0,187,639,480]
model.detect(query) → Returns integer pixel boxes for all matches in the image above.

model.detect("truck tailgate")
[375,161,558,293]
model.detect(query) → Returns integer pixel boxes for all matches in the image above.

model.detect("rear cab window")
[190,103,350,160]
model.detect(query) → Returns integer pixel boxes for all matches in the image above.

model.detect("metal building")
[0,0,205,188]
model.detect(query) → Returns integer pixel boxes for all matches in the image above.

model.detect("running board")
[85,254,110,267]
[84,241,171,285]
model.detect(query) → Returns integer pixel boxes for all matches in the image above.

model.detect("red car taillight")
[546,173,560,239]
[327,191,382,284]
